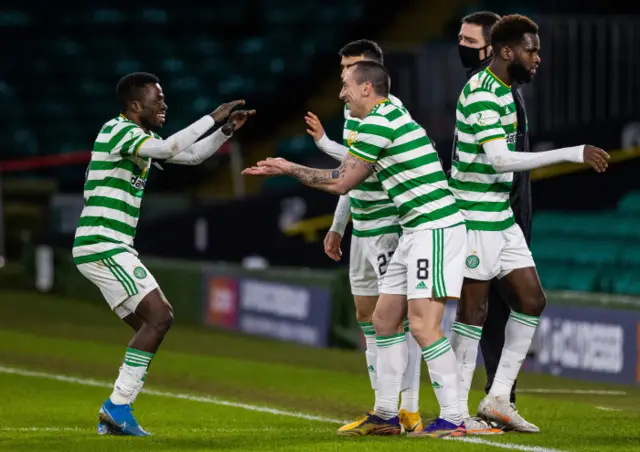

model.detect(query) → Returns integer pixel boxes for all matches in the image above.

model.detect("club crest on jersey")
[131,175,146,190]
[347,130,357,147]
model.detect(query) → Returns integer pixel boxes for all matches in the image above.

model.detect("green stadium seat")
[565,266,601,292]
[140,9,168,24]
[532,237,620,266]
[537,264,600,292]
[611,217,640,241]
[617,191,640,215]
[92,9,127,24]
[531,212,570,236]
[4,2,371,164]
[611,269,640,295]
[618,245,640,267]
[536,264,568,290]
[171,75,201,90]
[116,59,144,75]
[0,10,31,27]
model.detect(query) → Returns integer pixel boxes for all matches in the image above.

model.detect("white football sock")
[422,337,463,426]
[400,320,421,413]
[490,311,540,397]
[374,333,408,420]
[450,321,482,419]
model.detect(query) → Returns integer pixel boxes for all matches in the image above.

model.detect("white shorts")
[463,223,535,281]
[381,224,467,300]
[349,233,400,296]
[76,252,159,319]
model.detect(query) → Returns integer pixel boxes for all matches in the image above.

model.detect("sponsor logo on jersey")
[131,175,146,190]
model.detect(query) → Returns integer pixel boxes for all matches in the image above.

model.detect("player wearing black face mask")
[452,11,537,433]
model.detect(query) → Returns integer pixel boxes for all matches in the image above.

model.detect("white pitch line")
[0,365,563,452]
[595,406,622,412]
[0,427,82,432]
[518,389,626,396]
[451,436,563,452]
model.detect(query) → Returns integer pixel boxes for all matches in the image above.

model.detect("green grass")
[0,290,639,451]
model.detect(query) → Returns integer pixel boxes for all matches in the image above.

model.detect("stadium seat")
[3,3,368,170]
[617,191,640,216]
[611,269,640,295]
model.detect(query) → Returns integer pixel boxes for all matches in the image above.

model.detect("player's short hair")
[339,39,384,64]
[490,14,539,51]
[350,60,390,97]
[461,11,501,45]
[116,72,160,111]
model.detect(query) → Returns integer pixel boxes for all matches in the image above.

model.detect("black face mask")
[458,44,490,69]
[507,59,533,84]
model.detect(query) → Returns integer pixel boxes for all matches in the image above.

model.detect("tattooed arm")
[287,154,373,194]
[242,154,374,195]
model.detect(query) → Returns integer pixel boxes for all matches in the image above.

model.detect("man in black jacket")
[453,11,537,432]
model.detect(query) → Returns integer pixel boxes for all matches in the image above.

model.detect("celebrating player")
[304,39,423,435]
[73,72,255,436]
[448,15,609,430]
[244,61,468,438]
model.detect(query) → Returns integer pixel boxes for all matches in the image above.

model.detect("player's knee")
[519,290,546,317]
[457,299,488,326]
[409,313,442,345]
[372,311,395,337]
[353,296,377,323]
[148,307,174,335]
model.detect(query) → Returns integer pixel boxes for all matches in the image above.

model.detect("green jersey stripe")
[348,197,395,209]
[454,199,510,212]
[464,217,515,231]
[85,195,140,218]
[73,234,125,247]
[73,247,128,265]
[377,153,440,183]
[453,161,496,175]
[449,178,512,193]
[351,206,399,222]
[78,216,137,237]
[93,125,137,153]
[351,224,402,238]
[84,176,145,199]
[385,172,448,199]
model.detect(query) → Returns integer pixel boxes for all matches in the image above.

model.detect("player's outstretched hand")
[210,100,245,122]
[221,109,256,135]
[305,112,325,141]
[323,231,343,262]
[242,157,290,176]
[583,145,610,173]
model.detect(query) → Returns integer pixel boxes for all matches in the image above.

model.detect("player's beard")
[507,59,533,84]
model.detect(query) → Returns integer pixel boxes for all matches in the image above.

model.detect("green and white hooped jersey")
[348,99,464,231]
[343,94,405,237]
[73,115,160,264]
[450,68,519,231]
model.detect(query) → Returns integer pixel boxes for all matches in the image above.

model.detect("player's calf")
[450,279,491,419]
[480,267,544,417]
[130,291,174,352]
[371,294,407,421]
[409,298,463,428]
